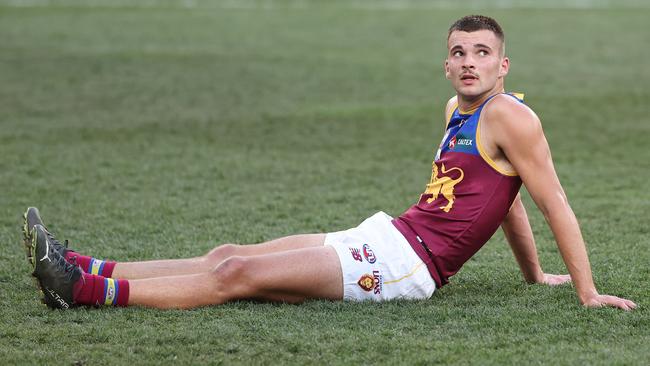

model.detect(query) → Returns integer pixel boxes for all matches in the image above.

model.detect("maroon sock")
[65,251,117,277]
[73,273,129,307]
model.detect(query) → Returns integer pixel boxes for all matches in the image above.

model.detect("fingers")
[617,301,633,311]
[612,296,637,311]
[624,299,638,310]
[584,295,638,311]
[608,295,638,311]
[605,296,626,310]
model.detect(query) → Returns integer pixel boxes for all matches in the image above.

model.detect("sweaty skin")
[445,30,636,310]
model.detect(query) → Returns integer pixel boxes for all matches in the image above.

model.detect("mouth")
[460,73,478,85]
[460,73,478,81]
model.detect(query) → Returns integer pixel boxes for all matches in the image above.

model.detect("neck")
[457,83,505,113]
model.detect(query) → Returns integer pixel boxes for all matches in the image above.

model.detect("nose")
[462,53,475,70]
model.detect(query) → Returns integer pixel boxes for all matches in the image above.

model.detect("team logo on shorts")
[349,248,363,262]
[362,244,376,263]
[357,274,375,292]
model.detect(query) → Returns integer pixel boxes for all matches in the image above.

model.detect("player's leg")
[111,234,326,279]
[23,206,327,280]
[31,225,341,309]
[128,246,343,309]
[31,211,436,310]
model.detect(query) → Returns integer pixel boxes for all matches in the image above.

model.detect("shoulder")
[482,94,542,141]
[445,95,458,113]
[444,96,458,126]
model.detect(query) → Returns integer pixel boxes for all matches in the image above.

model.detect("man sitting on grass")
[23,15,636,311]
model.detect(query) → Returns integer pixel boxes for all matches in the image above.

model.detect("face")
[445,29,509,100]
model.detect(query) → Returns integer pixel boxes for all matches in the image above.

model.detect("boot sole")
[22,211,35,269]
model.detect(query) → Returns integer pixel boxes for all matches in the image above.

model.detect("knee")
[204,243,238,265]
[210,256,250,284]
[208,256,257,303]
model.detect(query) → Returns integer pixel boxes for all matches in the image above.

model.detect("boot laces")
[44,227,69,249]
[52,247,77,281]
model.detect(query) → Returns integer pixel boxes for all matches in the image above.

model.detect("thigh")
[236,234,326,256]
[237,245,343,302]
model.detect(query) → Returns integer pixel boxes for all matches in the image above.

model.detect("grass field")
[1,0,649,364]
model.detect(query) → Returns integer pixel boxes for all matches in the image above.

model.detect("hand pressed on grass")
[582,294,638,311]
[542,273,571,286]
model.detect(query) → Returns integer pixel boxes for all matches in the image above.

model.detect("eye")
[452,50,463,57]
[478,49,488,56]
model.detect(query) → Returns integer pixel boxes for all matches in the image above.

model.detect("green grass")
[1,1,648,365]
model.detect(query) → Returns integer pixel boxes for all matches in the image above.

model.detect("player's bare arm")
[484,95,637,310]
[501,194,571,285]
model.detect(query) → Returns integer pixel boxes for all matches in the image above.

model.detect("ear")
[444,59,451,80]
[498,56,510,78]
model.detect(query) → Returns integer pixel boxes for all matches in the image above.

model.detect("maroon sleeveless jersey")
[393,93,523,288]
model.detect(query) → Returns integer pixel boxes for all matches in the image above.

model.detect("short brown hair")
[447,15,505,55]
[447,15,504,42]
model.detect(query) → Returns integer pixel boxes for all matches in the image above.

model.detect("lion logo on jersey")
[423,162,464,212]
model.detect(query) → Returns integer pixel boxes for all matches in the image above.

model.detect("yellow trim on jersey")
[458,106,479,115]
[445,103,480,127]
[446,104,480,126]
[476,122,517,176]
[475,93,523,177]
[449,93,523,122]
[384,262,425,285]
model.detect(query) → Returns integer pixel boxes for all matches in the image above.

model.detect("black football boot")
[22,207,71,270]
[31,224,82,309]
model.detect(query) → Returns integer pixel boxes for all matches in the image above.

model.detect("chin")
[455,88,482,99]
[455,85,490,99]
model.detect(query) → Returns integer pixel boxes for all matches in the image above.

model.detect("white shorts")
[324,212,436,301]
